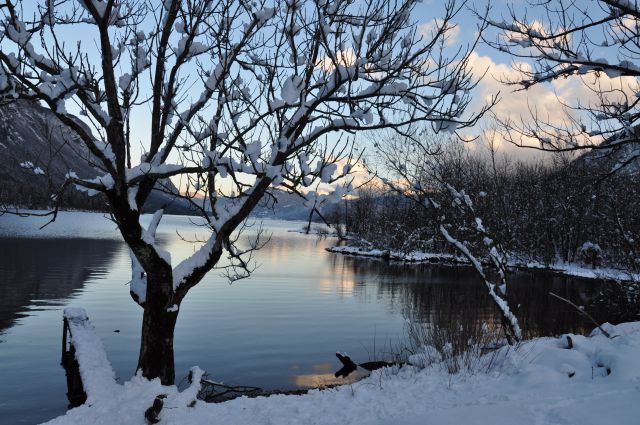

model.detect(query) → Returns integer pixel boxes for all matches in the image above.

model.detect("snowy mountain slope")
[0,100,99,205]
[0,100,194,214]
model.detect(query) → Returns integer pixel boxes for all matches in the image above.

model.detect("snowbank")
[521,260,640,282]
[44,322,640,425]
[327,245,640,282]
[326,245,465,264]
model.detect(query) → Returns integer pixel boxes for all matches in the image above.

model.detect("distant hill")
[0,100,317,220]
[251,189,322,221]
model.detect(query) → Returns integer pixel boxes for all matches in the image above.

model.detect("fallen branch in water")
[334,352,404,378]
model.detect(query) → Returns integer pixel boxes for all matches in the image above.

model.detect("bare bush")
[405,315,502,374]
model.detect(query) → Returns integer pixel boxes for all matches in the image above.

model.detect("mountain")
[0,100,194,214]
[252,189,322,221]
[0,99,102,209]
[0,100,317,219]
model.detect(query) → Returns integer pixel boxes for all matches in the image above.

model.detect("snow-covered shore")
[44,321,640,425]
[326,245,640,282]
[326,245,466,264]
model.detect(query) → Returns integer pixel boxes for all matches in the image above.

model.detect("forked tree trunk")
[136,274,178,385]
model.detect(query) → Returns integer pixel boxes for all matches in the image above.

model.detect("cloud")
[418,18,461,47]
[468,53,561,122]
[463,52,638,159]
[316,48,356,72]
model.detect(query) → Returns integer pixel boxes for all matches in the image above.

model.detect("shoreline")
[326,245,639,282]
[44,321,640,425]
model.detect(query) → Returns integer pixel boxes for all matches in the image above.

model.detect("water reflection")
[0,237,120,335]
[292,362,367,388]
[317,265,357,297]
[0,214,609,424]
[336,256,603,339]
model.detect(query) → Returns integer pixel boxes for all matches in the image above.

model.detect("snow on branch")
[480,0,640,171]
[438,223,522,342]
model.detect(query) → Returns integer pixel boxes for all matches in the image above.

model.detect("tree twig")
[548,292,611,338]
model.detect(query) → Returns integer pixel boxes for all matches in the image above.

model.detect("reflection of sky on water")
[0,211,604,424]
[292,362,368,388]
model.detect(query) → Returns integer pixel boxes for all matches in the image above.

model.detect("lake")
[0,212,603,424]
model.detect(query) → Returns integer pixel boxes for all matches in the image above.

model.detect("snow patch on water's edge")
[327,245,640,282]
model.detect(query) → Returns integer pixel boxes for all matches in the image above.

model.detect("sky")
[409,0,576,160]
[6,0,633,184]
[414,0,637,161]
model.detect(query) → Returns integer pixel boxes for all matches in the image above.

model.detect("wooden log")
[335,352,357,369]
[334,352,403,376]
[334,352,358,378]
[61,317,68,364]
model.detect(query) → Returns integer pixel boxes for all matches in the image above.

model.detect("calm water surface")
[0,212,602,424]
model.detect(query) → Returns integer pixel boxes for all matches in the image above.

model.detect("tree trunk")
[139,313,176,385]
[136,271,178,385]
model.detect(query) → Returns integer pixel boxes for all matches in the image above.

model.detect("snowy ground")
[44,321,640,425]
[326,245,640,282]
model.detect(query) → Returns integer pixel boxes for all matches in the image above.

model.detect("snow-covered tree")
[373,130,521,343]
[481,0,640,173]
[0,0,486,384]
